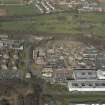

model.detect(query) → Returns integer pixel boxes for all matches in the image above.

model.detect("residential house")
[53,67,70,83]
[42,66,53,78]
[33,48,46,65]
[97,70,105,79]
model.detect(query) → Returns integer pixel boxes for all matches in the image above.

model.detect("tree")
[0,99,10,105]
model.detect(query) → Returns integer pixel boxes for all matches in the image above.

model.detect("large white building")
[68,50,105,92]
[68,68,105,91]
[68,80,105,91]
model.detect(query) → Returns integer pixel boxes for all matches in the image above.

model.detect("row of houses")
[31,0,103,14]
[53,0,105,13]
[33,0,55,14]
[0,39,24,50]
[51,0,100,12]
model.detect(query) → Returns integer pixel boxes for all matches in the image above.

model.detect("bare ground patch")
[0,9,7,16]
[98,0,105,3]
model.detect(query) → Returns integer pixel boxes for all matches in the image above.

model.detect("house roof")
[73,69,97,80]
[97,70,105,79]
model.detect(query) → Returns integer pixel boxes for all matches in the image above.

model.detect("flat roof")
[73,70,97,80]
[68,79,105,91]
[68,80,105,88]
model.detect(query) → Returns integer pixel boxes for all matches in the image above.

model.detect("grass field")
[0,0,22,4]
[44,83,105,105]
[0,4,40,16]
[0,13,80,34]
[0,0,41,16]
[0,12,105,37]
[64,94,105,105]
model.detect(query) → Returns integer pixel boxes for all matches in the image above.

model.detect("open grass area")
[44,83,105,105]
[0,0,39,16]
[0,12,80,34]
[0,0,21,4]
[0,4,40,16]
[62,94,105,105]
[0,12,105,37]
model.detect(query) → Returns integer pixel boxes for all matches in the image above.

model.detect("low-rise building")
[97,70,105,79]
[72,68,97,80]
[12,66,18,70]
[42,66,53,78]
[0,39,24,50]
[96,54,105,70]
[53,67,70,83]
[33,48,46,65]
[68,80,105,91]
[25,72,32,79]
[83,47,98,61]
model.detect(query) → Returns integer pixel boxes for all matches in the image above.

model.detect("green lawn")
[0,12,105,37]
[63,94,105,105]
[0,0,21,4]
[0,4,40,16]
[43,83,105,105]
[0,12,80,34]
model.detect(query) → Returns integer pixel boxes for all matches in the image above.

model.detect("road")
[24,40,33,74]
